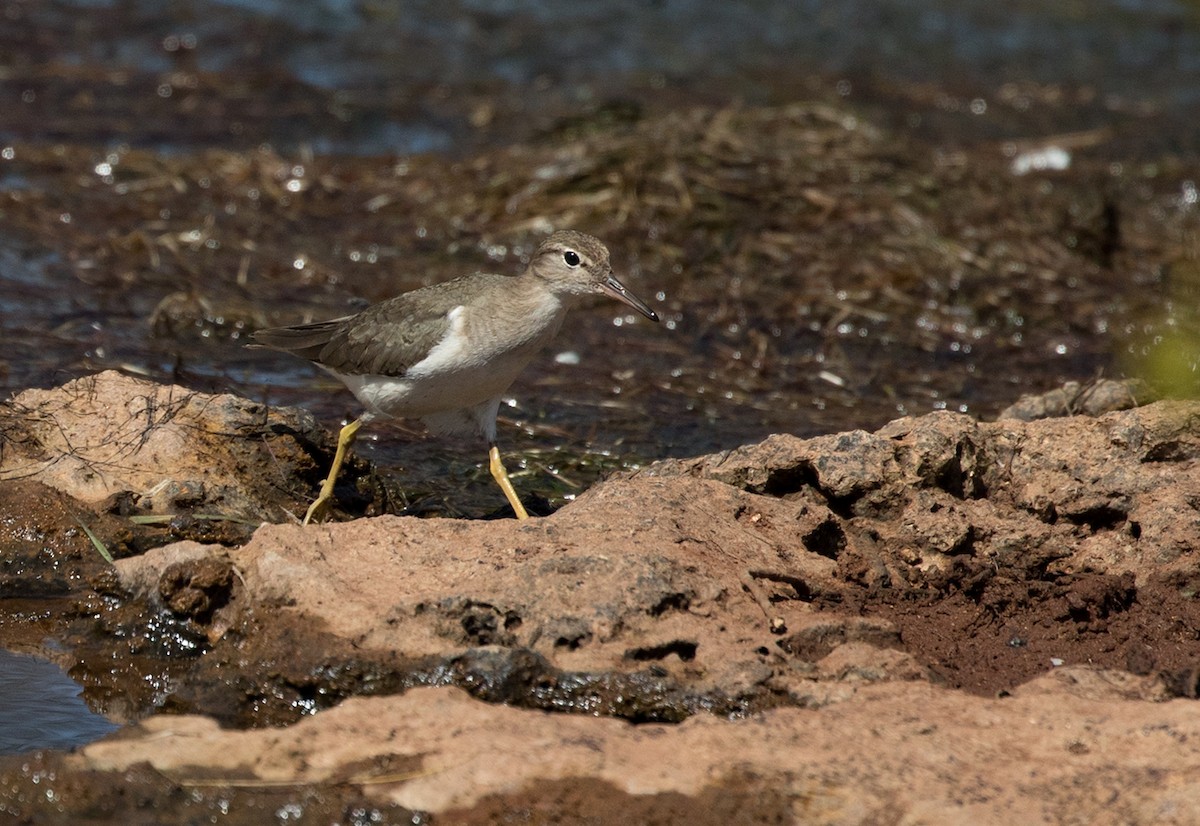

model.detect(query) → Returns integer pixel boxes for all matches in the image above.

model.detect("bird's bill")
[600,274,660,322]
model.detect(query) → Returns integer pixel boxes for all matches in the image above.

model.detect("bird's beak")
[600,273,659,322]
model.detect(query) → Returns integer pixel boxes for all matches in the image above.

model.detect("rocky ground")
[3,370,1200,824]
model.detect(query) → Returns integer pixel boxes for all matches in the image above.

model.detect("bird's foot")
[302,417,363,526]
[302,495,332,525]
[488,443,530,520]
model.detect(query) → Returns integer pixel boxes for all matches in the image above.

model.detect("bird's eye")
[563,250,581,267]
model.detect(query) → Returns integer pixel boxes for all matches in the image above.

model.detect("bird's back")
[249,272,522,377]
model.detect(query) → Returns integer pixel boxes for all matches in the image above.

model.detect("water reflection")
[0,649,118,755]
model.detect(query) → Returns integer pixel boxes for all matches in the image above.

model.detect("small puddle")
[0,649,119,755]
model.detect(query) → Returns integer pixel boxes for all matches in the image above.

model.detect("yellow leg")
[489,444,529,520]
[304,418,363,525]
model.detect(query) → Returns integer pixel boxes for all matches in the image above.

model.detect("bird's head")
[529,230,659,322]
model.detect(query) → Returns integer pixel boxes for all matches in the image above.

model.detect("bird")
[249,230,659,524]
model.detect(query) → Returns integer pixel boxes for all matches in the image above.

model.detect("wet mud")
[0,750,422,826]
[22,501,1200,732]
[825,569,1200,697]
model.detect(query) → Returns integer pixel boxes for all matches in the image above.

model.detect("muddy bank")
[3,372,1200,822]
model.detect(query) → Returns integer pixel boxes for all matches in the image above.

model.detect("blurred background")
[2,0,1199,514]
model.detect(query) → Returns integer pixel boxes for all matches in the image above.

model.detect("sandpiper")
[250,230,659,524]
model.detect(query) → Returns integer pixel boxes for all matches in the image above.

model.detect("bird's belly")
[333,354,528,420]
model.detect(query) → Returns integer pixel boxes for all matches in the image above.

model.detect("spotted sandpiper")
[249,230,659,524]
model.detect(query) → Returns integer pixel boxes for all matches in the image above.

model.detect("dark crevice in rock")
[649,592,691,616]
[945,525,978,557]
[928,440,988,500]
[748,461,819,499]
[1143,440,1200,463]
[1063,502,1129,531]
[819,491,862,521]
[623,640,699,662]
[802,518,847,560]
[545,620,593,651]
[459,603,523,647]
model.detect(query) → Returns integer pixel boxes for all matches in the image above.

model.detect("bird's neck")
[482,274,572,350]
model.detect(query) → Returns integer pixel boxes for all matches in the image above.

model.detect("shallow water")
[6,0,1197,155]
[0,649,119,755]
[1,1,1196,453]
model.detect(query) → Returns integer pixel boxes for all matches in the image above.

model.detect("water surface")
[0,649,119,755]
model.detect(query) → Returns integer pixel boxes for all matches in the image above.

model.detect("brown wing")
[249,290,456,377]
[249,272,520,376]
[246,315,354,363]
